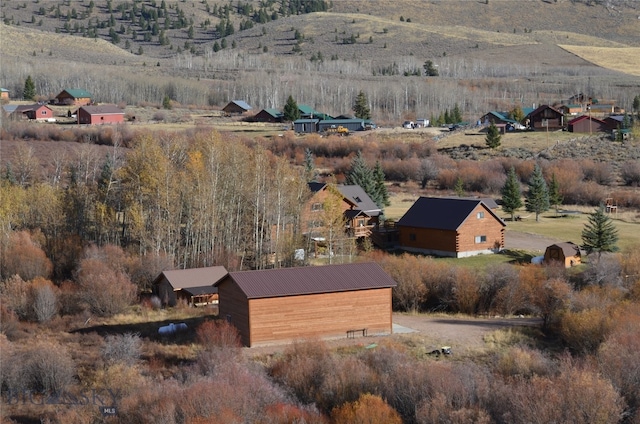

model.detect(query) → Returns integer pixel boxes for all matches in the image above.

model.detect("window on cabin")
[41,110,47,115]
[475,235,487,243]
[477,211,484,219]
[357,218,365,227]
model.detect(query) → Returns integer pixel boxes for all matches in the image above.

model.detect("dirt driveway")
[504,230,561,254]
[246,314,541,358]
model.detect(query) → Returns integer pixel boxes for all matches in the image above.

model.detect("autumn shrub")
[0,274,30,320]
[3,339,75,394]
[102,333,142,366]
[29,277,58,322]
[580,159,614,185]
[450,267,481,314]
[75,258,137,317]
[598,303,640,420]
[331,393,402,424]
[196,319,242,375]
[562,180,606,205]
[494,346,555,379]
[478,263,520,314]
[621,159,640,186]
[379,253,428,312]
[609,188,640,208]
[269,339,335,407]
[317,356,378,413]
[0,304,19,340]
[416,394,492,424]
[1,230,52,281]
[579,254,623,288]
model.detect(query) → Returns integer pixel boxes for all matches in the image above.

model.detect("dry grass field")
[559,45,640,76]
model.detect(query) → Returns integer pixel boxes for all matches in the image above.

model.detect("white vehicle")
[402,121,415,129]
[415,118,429,128]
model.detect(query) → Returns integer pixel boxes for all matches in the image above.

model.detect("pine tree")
[582,205,619,260]
[304,148,318,182]
[423,60,438,76]
[501,166,522,221]
[372,161,390,209]
[23,75,36,100]
[346,152,375,196]
[525,164,550,222]
[162,95,172,110]
[283,95,300,122]
[454,176,465,197]
[485,122,501,149]
[352,90,371,120]
[452,103,462,123]
[548,173,563,215]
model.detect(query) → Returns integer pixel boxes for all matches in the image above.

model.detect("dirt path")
[504,230,562,254]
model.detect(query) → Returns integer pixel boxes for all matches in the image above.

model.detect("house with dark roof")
[54,89,92,106]
[303,182,382,241]
[297,104,323,119]
[568,115,607,133]
[215,262,397,346]
[480,111,518,126]
[152,266,228,307]
[293,118,319,133]
[526,105,564,130]
[544,242,581,268]
[222,100,252,115]
[77,105,124,124]
[12,103,54,121]
[253,108,283,123]
[396,197,506,258]
[317,118,367,133]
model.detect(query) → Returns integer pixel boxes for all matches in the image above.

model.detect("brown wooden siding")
[246,288,392,346]
[217,278,251,346]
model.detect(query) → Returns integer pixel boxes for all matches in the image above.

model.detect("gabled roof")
[227,100,252,111]
[79,105,124,115]
[318,118,365,125]
[604,115,624,123]
[14,103,51,113]
[484,111,516,123]
[60,89,92,98]
[306,183,381,216]
[216,262,397,299]
[527,104,563,118]
[568,115,607,125]
[294,118,319,124]
[298,104,319,115]
[397,197,506,230]
[522,107,535,116]
[181,286,218,296]
[443,196,498,209]
[154,266,228,290]
[259,108,282,118]
[337,184,381,216]
[546,242,580,257]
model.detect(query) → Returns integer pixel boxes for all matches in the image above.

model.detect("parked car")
[403,121,415,129]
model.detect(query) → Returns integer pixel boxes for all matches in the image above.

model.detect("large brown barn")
[215,263,397,347]
[77,105,124,125]
[396,197,506,258]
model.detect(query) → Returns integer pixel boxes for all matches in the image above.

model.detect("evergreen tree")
[485,122,501,149]
[525,164,550,222]
[346,152,375,196]
[352,90,371,120]
[23,75,36,100]
[548,173,563,215]
[454,176,465,197]
[443,109,451,125]
[501,166,522,221]
[372,161,390,208]
[304,148,318,182]
[581,205,619,260]
[423,60,438,76]
[283,95,300,122]
[452,103,462,123]
[633,95,640,118]
[162,95,172,110]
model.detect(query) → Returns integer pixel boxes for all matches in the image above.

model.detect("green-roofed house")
[253,108,283,123]
[55,89,93,106]
[298,104,323,119]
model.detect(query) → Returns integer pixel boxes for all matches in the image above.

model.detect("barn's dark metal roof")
[181,286,218,296]
[218,262,397,299]
[397,197,505,231]
[154,266,228,289]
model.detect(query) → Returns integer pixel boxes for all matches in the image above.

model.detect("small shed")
[568,115,607,133]
[77,105,124,125]
[544,242,581,268]
[13,104,54,121]
[55,89,92,106]
[223,100,252,115]
[215,263,397,347]
[0,88,9,100]
[293,118,319,133]
[152,266,228,307]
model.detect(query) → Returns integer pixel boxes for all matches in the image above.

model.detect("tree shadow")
[501,249,535,264]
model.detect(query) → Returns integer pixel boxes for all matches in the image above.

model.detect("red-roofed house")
[215,263,397,347]
[77,105,125,125]
[396,197,506,258]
